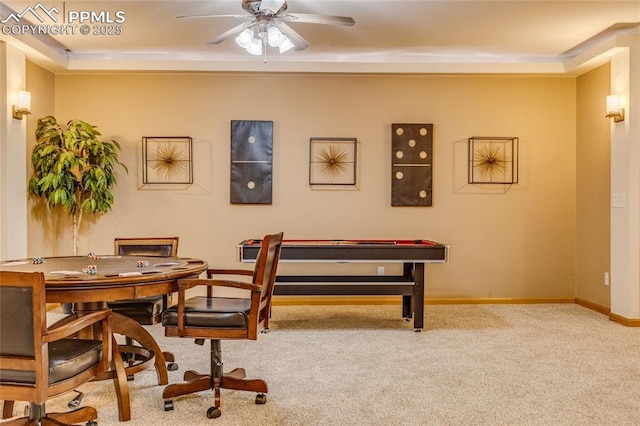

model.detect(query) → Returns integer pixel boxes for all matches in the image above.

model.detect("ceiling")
[1,0,639,74]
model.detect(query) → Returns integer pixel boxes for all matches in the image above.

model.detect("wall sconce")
[12,91,31,120]
[605,95,624,123]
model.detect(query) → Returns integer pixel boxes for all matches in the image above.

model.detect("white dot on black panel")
[396,128,404,136]
[420,128,428,136]
[248,136,256,144]
[395,171,404,179]
[247,181,256,189]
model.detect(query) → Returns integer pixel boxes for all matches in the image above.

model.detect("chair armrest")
[207,268,254,278]
[43,309,112,343]
[177,278,262,292]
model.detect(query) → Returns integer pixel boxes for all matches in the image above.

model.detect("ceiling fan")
[177,0,355,55]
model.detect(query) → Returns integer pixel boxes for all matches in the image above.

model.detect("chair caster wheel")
[167,362,178,371]
[255,393,267,404]
[164,400,174,411]
[86,421,97,426]
[207,407,221,419]
[126,375,135,381]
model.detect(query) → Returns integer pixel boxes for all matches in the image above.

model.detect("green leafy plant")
[28,116,127,254]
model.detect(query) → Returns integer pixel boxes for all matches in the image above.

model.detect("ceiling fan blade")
[207,21,257,46]
[260,0,286,14]
[177,14,248,19]
[277,23,310,51]
[282,13,355,26]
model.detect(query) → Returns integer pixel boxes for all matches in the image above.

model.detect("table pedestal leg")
[110,335,131,421]
[95,312,169,386]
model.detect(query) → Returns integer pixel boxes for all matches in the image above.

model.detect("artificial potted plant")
[28,116,127,255]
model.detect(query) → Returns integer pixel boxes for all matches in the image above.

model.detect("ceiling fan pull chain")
[263,36,268,63]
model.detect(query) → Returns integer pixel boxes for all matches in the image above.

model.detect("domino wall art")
[230,120,273,204]
[391,123,433,206]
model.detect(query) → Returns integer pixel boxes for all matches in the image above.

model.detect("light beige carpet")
[6,303,640,425]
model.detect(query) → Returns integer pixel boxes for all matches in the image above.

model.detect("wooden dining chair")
[107,237,180,377]
[161,232,283,419]
[0,271,114,426]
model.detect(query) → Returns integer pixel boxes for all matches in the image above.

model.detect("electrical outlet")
[377,266,385,276]
[604,272,610,286]
[612,194,626,208]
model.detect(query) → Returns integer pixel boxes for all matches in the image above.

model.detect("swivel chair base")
[162,339,267,419]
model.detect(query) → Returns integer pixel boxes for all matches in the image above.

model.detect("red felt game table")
[237,239,449,331]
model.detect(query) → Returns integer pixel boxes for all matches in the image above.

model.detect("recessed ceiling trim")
[65,56,568,75]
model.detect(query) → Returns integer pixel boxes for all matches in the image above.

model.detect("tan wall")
[25,61,56,252]
[25,70,578,299]
[576,64,611,308]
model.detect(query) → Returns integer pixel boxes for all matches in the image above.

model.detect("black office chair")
[106,237,180,378]
[0,271,113,426]
[161,232,283,419]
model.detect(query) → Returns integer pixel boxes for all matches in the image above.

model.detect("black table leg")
[402,295,412,319]
[402,263,413,319]
[413,263,425,331]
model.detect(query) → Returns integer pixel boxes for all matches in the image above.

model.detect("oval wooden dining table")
[0,255,208,422]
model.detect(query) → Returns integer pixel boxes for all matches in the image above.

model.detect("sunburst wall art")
[309,137,357,186]
[468,136,519,184]
[142,136,193,184]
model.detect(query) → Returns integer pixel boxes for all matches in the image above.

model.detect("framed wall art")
[309,137,357,186]
[391,124,433,206]
[230,120,273,204]
[468,136,519,184]
[142,136,193,184]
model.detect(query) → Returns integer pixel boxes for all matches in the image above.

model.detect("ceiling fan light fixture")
[235,28,254,49]
[278,37,294,53]
[247,37,263,55]
[267,26,285,47]
[194,0,354,56]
